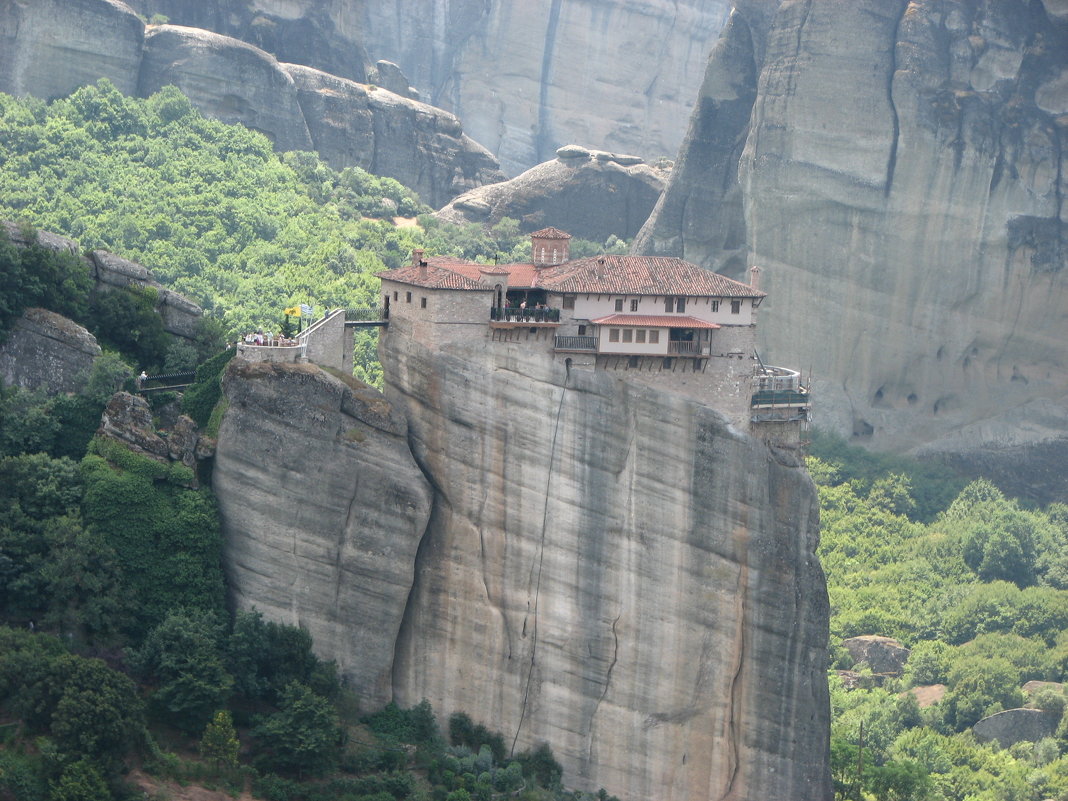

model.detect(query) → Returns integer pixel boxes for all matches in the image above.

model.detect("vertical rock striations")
[379,331,830,801]
[213,360,433,707]
[638,0,1068,497]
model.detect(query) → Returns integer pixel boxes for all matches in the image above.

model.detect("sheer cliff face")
[379,330,830,801]
[118,0,732,173]
[361,0,730,174]
[213,361,433,707]
[638,0,1068,486]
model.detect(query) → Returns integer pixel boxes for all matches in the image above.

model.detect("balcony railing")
[490,307,560,323]
[554,335,597,351]
[668,340,702,354]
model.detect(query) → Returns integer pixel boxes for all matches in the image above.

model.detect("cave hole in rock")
[936,346,945,360]
[907,393,918,405]
[852,419,874,438]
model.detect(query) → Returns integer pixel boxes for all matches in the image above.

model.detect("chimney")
[411,248,424,267]
[748,264,761,291]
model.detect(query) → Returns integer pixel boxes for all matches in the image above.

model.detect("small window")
[630,299,639,312]
[406,291,412,303]
[615,298,624,312]
[711,300,720,312]
[664,297,674,313]
[649,330,660,344]
[562,295,575,310]
[609,329,619,343]
[676,297,686,313]
[393,291,398,301]
[663,357,673,369]
[622,329,633,343]
[420,297,427,309]
[731,300,741,314]
[636,330,646,343]
[578,325,587,335]
[628,356,639,368]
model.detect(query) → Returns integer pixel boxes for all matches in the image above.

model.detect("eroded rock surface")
[0,309,101,394]
[637,0,1068,498]
[973,708,1060,747]
[435,146,668,242]
[212,360,433,707]
[0,0,504,206]
[286,64,503,207]
[379,329,830,801]
[842,635,909,677]
[0,0,143,100]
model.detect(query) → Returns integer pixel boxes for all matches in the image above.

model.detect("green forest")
[2,80,1067,801]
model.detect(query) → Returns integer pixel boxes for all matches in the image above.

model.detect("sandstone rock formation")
[435,146,668,242]
[359,0,731,173]
[212,360,433,708]
[377,324,830,800]
[98,390,172,462]
[120,0,731,174]
[139,24,314,153]
[0,0,143,100]
[1,221,204,342]
[636,0,1068,500]
[285,64,502,206]
[842,635,910,677]
[0,0,504,207]
[973,707,1060,748]
[0,309,101,394]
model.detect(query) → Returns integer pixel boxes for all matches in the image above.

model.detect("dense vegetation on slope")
[0,81,626,385]
[811,432,1068,801]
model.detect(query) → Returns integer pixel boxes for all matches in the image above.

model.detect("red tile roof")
[376,262,487,290]
[537,255,765,297]
[590,314,721,329]
[530,227,572,239]
[379,251,764,298]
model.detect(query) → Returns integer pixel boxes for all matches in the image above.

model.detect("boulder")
[435,148,668,241]
[370,59,418,100]
[0,0,143,100]
[973,708,1060,747]
[97,391,170,461]
[0,309,101,394]
[843,635,910,676]
[139,25,313,152]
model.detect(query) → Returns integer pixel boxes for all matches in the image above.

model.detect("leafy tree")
[131,609,234,735]
[942,656,1023,731]
[88,286,170,372]
[49,758,112,801]
[199,709,240,770]
[252,681,342,778]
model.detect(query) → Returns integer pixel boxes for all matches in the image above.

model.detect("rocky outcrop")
[842,635,909,677]
[139,25,314,152]
[1,221,204,342]
[973,708,1060,747]
[637,0,1068,498]
[0,309,101,394]
[285,64,503,207]
[212,360,433,708]
[0,0,143,100]
[123,0,370,83]
[98,391,172,462]
[359,0,731,173]
[89,250,203,340]
[435,146,668,242]
[378,331,830,800]
[0,0,504,206]
[120,0,731,174]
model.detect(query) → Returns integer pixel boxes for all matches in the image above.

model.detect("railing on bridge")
[554,335,597,351]
[490,307,561,323]
[346,308,388,322]
[138,371,196,392]
[750,366,810,408]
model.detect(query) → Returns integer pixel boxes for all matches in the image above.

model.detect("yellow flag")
[284,305,301,317]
